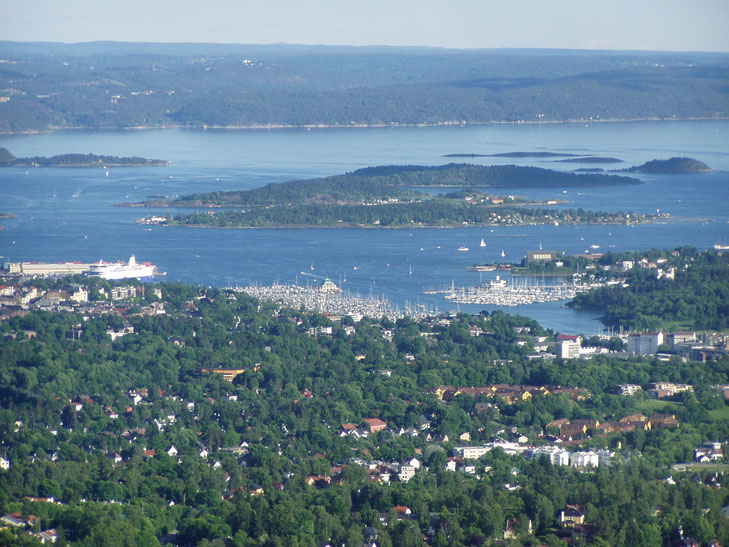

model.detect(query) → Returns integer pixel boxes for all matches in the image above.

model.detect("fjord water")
[1,121,727,333]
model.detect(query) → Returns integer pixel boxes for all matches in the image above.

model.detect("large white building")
[570,451,600,468]
[559,340,581,359]
[627,332,663,355]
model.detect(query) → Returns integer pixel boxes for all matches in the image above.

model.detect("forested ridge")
[0,274,727,545]
[1,43,728,133]
[569,248,729,331]
[138,164,639,208]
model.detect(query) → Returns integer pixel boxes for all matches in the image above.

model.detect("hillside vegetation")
[1,43,728,132]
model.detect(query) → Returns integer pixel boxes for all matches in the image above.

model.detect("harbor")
[233,280,435,321]
[441,275,597,307]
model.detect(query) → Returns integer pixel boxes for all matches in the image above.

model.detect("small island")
[555,156,623,164]
[0,147,168,167]
[624,156,712,174]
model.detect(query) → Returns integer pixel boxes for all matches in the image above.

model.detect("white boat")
[501,250,506,258]
[458,246,469,252]
[480,238,486,247]
[87,255,158,281]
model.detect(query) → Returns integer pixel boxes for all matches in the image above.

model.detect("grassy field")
[635,398,681,413]
[709,405,729,421]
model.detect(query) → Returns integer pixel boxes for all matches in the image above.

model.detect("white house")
[398,465,416,483]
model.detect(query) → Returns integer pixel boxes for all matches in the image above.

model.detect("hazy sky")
[3,0,729,52]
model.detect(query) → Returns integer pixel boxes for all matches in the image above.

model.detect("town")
[0,257,727,544]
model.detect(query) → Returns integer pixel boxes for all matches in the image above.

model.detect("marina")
[442,275,597,307]
[236,280,435,321]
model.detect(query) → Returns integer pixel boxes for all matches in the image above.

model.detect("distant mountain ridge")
[0,43,728,133]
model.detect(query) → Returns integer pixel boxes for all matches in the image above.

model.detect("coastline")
[1,116,727,136]
[164,218,654,230]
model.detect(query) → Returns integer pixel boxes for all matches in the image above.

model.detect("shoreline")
[1,116,727,136]
[163,218,654,230]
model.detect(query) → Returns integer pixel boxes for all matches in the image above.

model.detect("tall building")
[627,332,663,355]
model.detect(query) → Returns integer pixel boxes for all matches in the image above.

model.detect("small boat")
[501,250,506,258]
[458,246,469,252]
[590,244,600,249]
[480,238,486,247]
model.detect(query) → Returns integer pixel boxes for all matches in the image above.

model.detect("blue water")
[1,121,727,333]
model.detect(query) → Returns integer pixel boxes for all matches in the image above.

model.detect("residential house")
[361,418,387,433]
[560,505,585,527]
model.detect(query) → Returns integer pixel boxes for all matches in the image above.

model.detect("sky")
[2,0,729,52]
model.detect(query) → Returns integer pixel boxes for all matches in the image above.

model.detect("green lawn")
[635,399,681,413]
[708,405,729,421]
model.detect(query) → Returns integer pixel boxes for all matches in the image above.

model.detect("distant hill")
[625,157,712,174]
[0,42,728,133]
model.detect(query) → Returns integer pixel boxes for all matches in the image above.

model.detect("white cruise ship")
[87,255,158,281]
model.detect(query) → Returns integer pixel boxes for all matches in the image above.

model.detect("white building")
[570,451,599,468]
[453,445,491,460]
[559,340,581,359]
[530,446,570,466]
[70,287,89,303]
[627,332,663,355]
[398,465,416,482]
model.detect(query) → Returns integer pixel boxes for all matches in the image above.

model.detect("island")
[555,156,623,164]
[125,164,652,229]
[0,147,168,167]
[445,152,582,158]
[624,156,712,174]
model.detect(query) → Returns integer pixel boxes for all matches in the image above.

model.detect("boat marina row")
[439,276,601,307]
[232,281,435,322]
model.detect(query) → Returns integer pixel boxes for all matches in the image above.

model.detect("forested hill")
[625,157,713,174]
[350,164,640,188]
[1,42,728,132]
[134,164,640,208]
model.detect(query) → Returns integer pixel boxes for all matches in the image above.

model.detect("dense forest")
[0,147,167,167]
[569,248,729,330]
[1,43,728,132]
[0,273,727,545]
